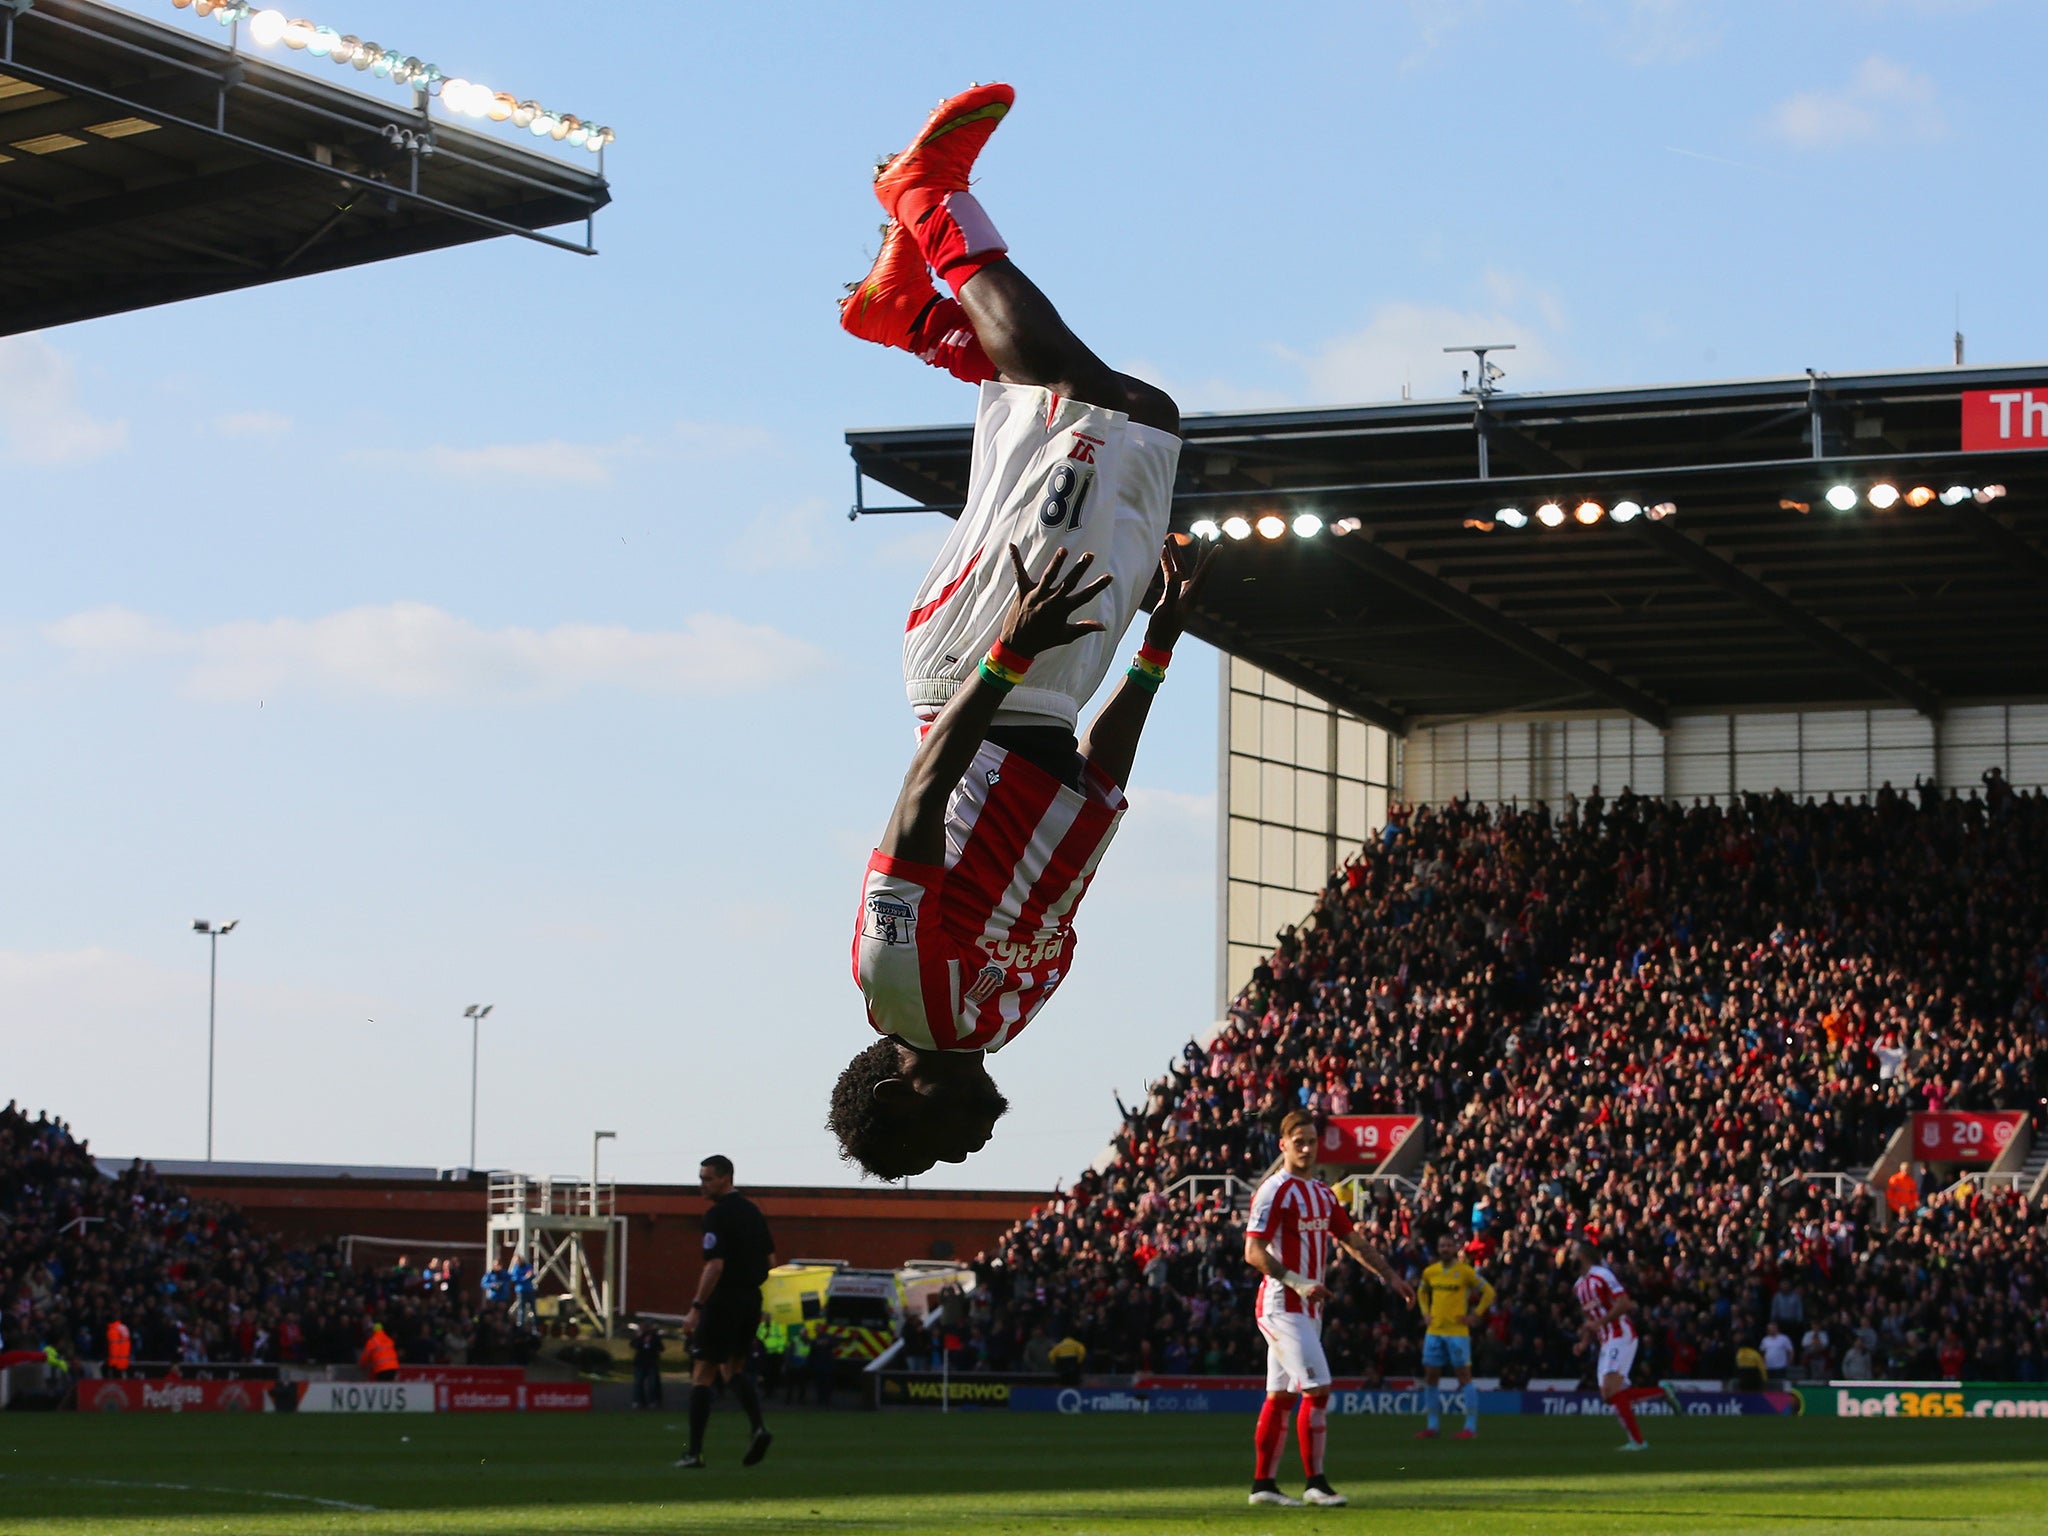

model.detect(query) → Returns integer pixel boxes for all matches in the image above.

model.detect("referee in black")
[674,1153,775,1469]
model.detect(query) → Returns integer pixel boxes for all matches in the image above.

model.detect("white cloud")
[350,420,779,488]
[1275,287,1562,405]
[1767,56,1945,150]
[0,337,129,466]
[1577,0,1720,65]
[213,410,293,439]
[43,601,827,703]
[729,497,836,573]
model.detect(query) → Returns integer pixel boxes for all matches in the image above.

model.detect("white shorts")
[1597,1334,1638,1383]
[902,380,1181,731]
[1258,1310,1332,1394]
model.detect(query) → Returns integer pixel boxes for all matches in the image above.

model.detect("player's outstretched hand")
[1143,537,1220,652]
[999,544,1114,658]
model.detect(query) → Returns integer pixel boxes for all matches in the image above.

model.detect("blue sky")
[5,0,2043,1193]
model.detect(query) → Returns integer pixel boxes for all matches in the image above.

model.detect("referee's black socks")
[731,1372,766,1434]
[688,1385,713,1455]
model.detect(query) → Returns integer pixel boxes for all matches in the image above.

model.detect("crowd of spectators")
[943,779,2048,1387]
[0,1102,533,1374]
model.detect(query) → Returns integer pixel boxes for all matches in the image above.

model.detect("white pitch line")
[2,1472,379,1513]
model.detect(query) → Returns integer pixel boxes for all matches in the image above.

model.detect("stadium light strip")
[164,2,615,152]
[1784,482,2005,515]
[1465,498,1674,533]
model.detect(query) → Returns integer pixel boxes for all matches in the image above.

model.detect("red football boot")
[839,222,996,384]
[873,83,1015,223]
[874,84,1014,294]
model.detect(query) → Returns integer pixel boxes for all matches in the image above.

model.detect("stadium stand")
[963,780,2048,1386]
[0,1102,532,1372]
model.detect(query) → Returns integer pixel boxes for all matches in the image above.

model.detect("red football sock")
[1617,1385,1664,1409]
[910,296,996,385]
[896,187,1007,295]
[1611,1394,1644,1444]
[1254,1397,1289,1481]
[1296,1393,1328,1478]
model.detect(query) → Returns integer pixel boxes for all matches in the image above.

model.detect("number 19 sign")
[1319,1115,1420,1167]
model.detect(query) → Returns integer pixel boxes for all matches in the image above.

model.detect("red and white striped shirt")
[1247,1172,1354,1320]
[853,739,1125,1053]
[1574,1263,1637,1343]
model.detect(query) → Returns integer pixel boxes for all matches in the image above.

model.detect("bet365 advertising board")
[1798,1383,2048,1419]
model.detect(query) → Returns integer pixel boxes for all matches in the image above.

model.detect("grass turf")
[2,1409,2045,1534]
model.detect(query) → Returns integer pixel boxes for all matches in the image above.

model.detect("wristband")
[1278,1269,1316,1299]
[1127,643,1170,693]
[978,641,1032,693]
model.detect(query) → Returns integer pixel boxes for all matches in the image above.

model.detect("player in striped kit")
[830,83,1212,1180]
[1570,1238,1681,1450]
[1243,1111,1413,1507]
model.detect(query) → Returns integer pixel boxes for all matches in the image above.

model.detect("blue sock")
[1427,1386,1441,1430]
[1462,1385,1478,1431]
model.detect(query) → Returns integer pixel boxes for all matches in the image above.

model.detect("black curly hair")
[827,1038,927,1181]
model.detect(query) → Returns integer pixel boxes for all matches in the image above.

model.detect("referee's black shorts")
[690,1288,761,1364]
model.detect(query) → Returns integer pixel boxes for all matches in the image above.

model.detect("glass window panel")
[2008,742,2048,785]
[1366,784,1388,834]
[1229,757,1260,817]
[1260,823,1293,886]
[1337,718,1366,779]
[1467,759,1500,803]
[1231,657,1263,691]
[1261,887,1311,946]
[1295,767,1330,832]
[1869,710,1928,750]
[1870,746,1932,790]
[1800,712,1866,752]
[1261,699,1293,762]
[1228,883,1263,946]
[1261,759,1293,823]
[1296,711,1331,772]
[1736,713,1797,751]
[1230,694,1261,754]
[2009,703,2048,744]
[1296,830,1331,890]
[1229,816,1259,874]
[1941,743,2004,786]
[1367,726,1390,784]
[1942,706,2006,747]
[1263,674,1298,706]
[1802,750,1868,796]
[1337,780,1366,842]
[1735,749,1799,794]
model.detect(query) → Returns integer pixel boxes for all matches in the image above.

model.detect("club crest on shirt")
[864,892,915,946]
[985,767,1001,787]
[964,961,1006,1005]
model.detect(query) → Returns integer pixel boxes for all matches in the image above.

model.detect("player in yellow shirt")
[1415,1233,1496,1439]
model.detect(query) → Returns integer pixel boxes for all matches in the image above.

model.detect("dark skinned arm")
[1078,540,1218,791]
[879,545,1112,868]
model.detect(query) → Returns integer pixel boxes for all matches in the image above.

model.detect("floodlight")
[246,9,284,45]
[1648,502,1676,520]
[513,100,539,128]
[1574,500,1604,525]
[1904,486,1935,508]
[1867,483,1900,510]
[1495,507,1529,529]
[531,113,559,137]
[351,39,377,69]
[1332,517,1363,535]
[1189,518,1221,541]
[1222,515,1252,541]
[1535,502,1565,527]
[1825,485,1858,512]
[1939,485,1971,505]
[1977,483,2007,502]
[1256,514,1287,540]
[489,93,515,122]
[1609,500,1642,523]
[1292,513,1323,538]
[283,17,314,47]
[331,34,359,63]
[1779,499,1811,514]
[307,25,336,54]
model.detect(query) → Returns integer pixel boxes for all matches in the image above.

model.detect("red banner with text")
[1962,388,2048,452]
[1913,1111,2025,1164]
[79,1378,271,1413]
[1318,1114,1420,1167]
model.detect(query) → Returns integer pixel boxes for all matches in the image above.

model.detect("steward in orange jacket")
[359,1324,400,1380]
[105,1320,132,1377]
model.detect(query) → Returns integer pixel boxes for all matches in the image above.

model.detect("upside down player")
[1571,1237,1680,1451]
[1244,1110,1414,1507]
[830,83,1213,1179]
[1415,1231,1495,1440]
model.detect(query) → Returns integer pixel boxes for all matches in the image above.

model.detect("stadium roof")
[847,364,2048,733]
[0,0,608,336]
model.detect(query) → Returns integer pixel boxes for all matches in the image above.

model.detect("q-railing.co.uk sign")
[1961,388,2048,452]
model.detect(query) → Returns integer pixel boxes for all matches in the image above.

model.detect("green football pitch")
[3,1410,2045,1535]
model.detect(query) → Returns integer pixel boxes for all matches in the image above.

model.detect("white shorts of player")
[1258,1311,1332,1395]
[1597,1334,1639,1383]
[902,380,1181,732]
